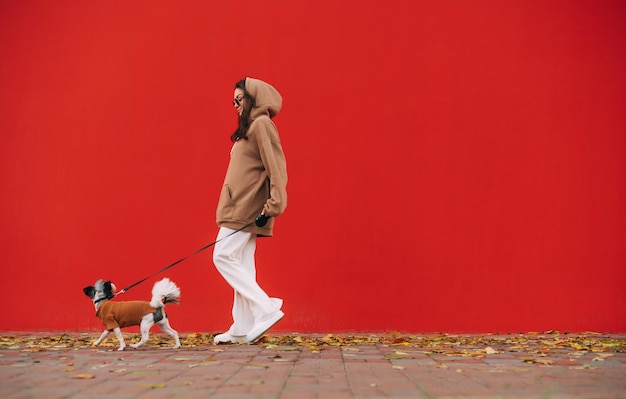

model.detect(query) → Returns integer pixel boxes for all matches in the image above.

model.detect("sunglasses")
[233,95,244,107]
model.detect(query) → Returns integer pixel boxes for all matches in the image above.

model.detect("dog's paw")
[117,346,126,351]
[173,344,181,349]
[130,344,140,349]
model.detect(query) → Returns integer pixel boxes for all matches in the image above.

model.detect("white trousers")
[213,227,283,337]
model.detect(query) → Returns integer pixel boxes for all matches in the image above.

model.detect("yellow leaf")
[71,374,95,379]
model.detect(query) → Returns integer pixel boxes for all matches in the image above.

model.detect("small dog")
[83,278,181,351]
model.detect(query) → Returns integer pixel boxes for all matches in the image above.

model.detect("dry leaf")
[0,333,623,357]
[592,354,613,361]
[569,365,598,370]
[71,374,95,379]
[144,383,166,389]
[523,358,553,365]
[133,371,158,376]
[485,347,498,354]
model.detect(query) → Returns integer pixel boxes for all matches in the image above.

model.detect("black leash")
[114,222,254,297]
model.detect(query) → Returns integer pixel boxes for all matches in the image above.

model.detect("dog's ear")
[103,281,115,299]
[83,286,95,298]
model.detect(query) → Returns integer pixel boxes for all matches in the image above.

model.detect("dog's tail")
[150,278,181,308]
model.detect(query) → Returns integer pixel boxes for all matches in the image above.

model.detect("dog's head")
[83,280,116,303]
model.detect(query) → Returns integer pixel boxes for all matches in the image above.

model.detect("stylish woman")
[212,77,288,344]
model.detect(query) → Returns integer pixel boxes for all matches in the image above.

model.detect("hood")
[246,77,282,120]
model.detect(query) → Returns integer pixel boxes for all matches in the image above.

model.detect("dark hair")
[230,79,256,142]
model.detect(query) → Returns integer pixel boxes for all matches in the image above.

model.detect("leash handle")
[116,222,254,296]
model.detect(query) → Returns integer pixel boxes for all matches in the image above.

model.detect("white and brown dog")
[83,278,181,351]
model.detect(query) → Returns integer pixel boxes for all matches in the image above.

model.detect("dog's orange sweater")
[96,301,158,330]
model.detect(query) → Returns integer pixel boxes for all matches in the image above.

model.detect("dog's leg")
[130,314,154,349]
[93,330,109,346]
[112,327,126,351]
[158,318,181,349]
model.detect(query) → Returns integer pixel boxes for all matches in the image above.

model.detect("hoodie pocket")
[217,184,236,220]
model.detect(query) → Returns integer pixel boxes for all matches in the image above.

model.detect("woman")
[212,77,288,344]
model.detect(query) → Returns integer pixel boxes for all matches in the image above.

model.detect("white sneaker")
[213,332,247,344]
[245,310,284,344]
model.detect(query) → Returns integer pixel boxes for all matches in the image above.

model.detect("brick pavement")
[1,332,625,398]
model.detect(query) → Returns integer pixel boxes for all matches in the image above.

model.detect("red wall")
[1,1,625,333]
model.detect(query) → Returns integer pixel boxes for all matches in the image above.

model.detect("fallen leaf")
[385,355,409,360]
[0,332,623,356]
[144,383,166,389]
[188,363,207,368]
[71,374,95,379]
[485,347,498,354]
[523,358,553,365]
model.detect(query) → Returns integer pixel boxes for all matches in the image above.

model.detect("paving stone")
[1,333,625,398]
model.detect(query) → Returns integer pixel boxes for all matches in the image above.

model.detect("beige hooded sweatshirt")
[216,77,287,236]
